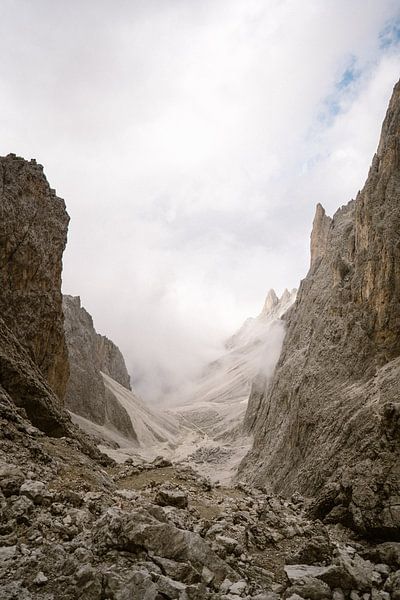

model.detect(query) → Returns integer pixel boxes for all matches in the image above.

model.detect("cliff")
[96,334,131,390]
[0,154,70,400]
[63,295,136,440]
[0,155,111,463]
[240,81,400,539]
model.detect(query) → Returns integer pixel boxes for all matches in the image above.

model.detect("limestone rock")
[63,295,136,440]
[63,296,107,425]
[0,154,70,400]
[0,317,68,435]
[96,334,131,389]
[310,203,332,270]
[240,80,400,538]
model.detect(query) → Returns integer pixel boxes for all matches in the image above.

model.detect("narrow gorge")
[0,80,400,600]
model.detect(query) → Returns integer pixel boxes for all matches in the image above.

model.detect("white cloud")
[0,0,399,401]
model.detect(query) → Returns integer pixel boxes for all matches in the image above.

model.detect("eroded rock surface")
[0,154,70,401]
[96,334,131,390]
[63,295,137,440]
[1,398,399,600]
[240,81,400,538]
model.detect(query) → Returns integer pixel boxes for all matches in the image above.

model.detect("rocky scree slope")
[3,397,400,600]
[0,154,70,402]
[96,332,131,390]
[63,295,179,451]
[63,294,136,441]
[240,81,400,540]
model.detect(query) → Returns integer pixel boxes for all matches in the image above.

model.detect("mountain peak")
[261,289,279,315]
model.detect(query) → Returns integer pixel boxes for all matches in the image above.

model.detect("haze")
[1,1,399,401]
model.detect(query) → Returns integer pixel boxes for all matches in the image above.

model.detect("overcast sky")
[1,1,400,401]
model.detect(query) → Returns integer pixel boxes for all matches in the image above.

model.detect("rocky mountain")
[0,154,70,403]
[163,290,296,484]
[63,294,179,449]
[96,334,131,389]
[3,92,400,599]
[240,81,400,539]
[0,154,110,469]
[172,289,296,441]
[63,295,136,440]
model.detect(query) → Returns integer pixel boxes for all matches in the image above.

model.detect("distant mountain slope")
[70,373,180,454]
[63,295,136,440]
[63,295,180,451]
[171,289,296,441]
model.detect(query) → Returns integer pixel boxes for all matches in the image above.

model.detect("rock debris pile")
[1,398,400,600]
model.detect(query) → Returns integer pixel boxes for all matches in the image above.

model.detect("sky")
[1,1,400,402]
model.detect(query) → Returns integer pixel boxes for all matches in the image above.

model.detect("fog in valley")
[1,1,399,403]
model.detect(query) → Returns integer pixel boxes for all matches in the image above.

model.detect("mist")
[0,1,399,403]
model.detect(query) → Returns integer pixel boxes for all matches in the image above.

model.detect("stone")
[34,571,48,585]
[229,580,247,594]
[152,456,173,468]
[0,546,17,561]
[156,575,186,598]
[216,535,240,553]
[0,463,24,496]
[10,495,34,520]
[285,576,331,600]
[284,564,332,581]
[155,485,188,509]
[20,480,50,505]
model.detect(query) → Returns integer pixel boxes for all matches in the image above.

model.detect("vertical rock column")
[0,154,70,401]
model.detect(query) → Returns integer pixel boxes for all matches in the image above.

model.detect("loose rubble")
[1,400,400,600]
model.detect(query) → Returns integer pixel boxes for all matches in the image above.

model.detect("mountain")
[0,154,109,466]
[171,288,296,442]
[63,294,179,451]
[240,81,400,539]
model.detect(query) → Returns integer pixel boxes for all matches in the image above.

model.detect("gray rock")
[240,80,400,539]
[156,574,187,598]
[34,571,48,585]
[284,564,332,581]
[0,154,70,405]
[0,463,24,496]
[10,495,34,519]
[155,485,188,509]
[63,295,136,440]
[93,507,239,586]
[20,480,50,505]
[285,575,331,600]
[0,545,17,561]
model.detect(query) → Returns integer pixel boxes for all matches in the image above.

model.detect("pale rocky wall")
[240,81,400,539]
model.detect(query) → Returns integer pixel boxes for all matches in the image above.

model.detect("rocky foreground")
[1,394,400,600]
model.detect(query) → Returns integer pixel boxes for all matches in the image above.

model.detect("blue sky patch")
[379,19,400,49]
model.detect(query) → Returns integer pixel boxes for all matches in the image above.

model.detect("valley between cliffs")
[1,80,400,600]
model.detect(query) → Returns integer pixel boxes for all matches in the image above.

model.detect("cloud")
[0,1,399,401]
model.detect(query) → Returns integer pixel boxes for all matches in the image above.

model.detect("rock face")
[240,81,400,539]
[63,295,136,440]
[0,315,68,436]
[0,154,70,401]
[96,334,131,389]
